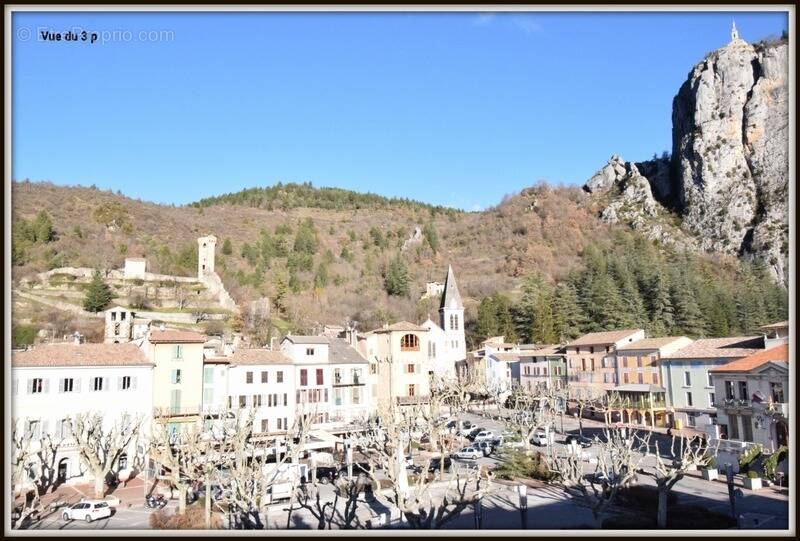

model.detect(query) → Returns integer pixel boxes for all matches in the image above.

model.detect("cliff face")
[673,36,788,281]
[585,34,788,283]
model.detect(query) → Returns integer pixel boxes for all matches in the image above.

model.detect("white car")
[454,447,482,460]
[473,431,495,443]
[458,422,475,437]
[62,500,112,523]
[530,431,555,446]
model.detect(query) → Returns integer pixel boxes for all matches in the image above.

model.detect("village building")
[564,329,646,398]
[760,320,789,349]
[280,336,334,427]
[710,344,788,455]
[144,330,208,431]
[660,336,764,433]
[11,343,154,485]
[519,345,568,392]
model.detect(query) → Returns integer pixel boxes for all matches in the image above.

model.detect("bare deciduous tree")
[636,434,715,528]
[67,412,143,498]
[11,420,63,529]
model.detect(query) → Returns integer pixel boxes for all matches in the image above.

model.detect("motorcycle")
[145,494,168,509]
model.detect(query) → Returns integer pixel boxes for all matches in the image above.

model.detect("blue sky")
[12,11,788,210]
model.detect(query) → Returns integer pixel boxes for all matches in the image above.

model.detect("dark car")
[428,456,453,473]
[467,427,484,441]
[341,462,374,477]
[565,434,593,448]
[314,466,340,484]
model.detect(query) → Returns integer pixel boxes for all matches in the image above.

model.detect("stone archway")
[57,458,69,484]
[776,419,788,447]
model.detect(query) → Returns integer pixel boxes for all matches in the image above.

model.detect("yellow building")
[145,330,207,429]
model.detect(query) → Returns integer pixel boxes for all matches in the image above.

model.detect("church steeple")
[439,265,463,311]
[731,19,739,41]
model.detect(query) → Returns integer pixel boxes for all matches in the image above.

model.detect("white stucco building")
[12,343,154,485]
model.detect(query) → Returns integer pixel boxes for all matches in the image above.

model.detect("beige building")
[145,330,207,429]
[564,329,645,398]
[358,322,432,411]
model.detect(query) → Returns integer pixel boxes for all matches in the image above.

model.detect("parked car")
[459,422,476,437]
[473,430,495,443]
[454,447,482,460]
[565,434,593,448]
[102,495,121,508]
[62,500,112,523]
[467,427,485,441]
[314,466,340,484]
[476,440,494,456]
[490,435,505,447]
[428,456,453,472]
[530,431,555,446]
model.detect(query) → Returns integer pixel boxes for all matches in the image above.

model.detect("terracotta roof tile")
[228,349,293,365]
[565,329,643,347]
[617,336,691,351]
[149,330,207,344]
[12,343,151,367]
[710,344,788,373]
[760,321,788,330]
[661,336,763,359]
[371,321,429,333]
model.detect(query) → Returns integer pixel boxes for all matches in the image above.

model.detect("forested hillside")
[11,180,787,347]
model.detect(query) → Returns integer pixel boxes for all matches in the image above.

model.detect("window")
[239,395,247,408]
[26,420,41,439]
[707,373,714,387]
[686,414,697,427]
[277,418,282,430]
[324,388,328,402]
[400,334,419,351]
[406,363,416,374]
[120,312,126,321]
[170,389,181,413]
[60,378,74,393]
[637,356,643,368]
[300,369,308,386]
[708,392,716,407]
[770,382,784,403]
[335,388,343,406]
[728,414,740,439]
[741,416,753,442]
[119,454,128,470]
[268,394,273,407]
[428,341,436,359]
[114,323,120,335]
[93,377,105,391]
[316,369,324,385]
[261,419,269,433]
[111,312,117,321]
[623,373,629,384]
[173,345,183,360]
[408,384,416,397]
[246,371,253,384]
[685,392,693,407]
[171,370,182,384]
[369,363,377,375]
[283,393,287,406]
[581,359,586,371]
[653,372,659,385]
[725,381,735,400]
[120,376,132,390]
[306,348,315,356]
[590,346,595,354]
[352,387,360,405]
[737,381,748,400]
[637,373,644,384]
[352,368,362,384]
[683,371,691,386]
[203,387,213,405]
[58,419,70,438]
[30,378,44,394]
[334,368,342,384]
[253,394,261,407]
[204,365,214,384]
[277,371,284,383]
[273,393,278,407]
[449,313,459,330]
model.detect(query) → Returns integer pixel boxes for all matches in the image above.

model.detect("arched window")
[449,314,459,330]
[400,334,419,351]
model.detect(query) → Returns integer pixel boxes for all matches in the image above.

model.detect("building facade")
[519,346,568,392]
[564,329,645,398]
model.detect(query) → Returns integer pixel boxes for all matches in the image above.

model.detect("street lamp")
[516,484,528,529]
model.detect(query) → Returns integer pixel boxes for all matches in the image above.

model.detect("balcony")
[332,376,365,387]
[153,406,202,418]
[396,395,430,406]
[718,398,752,409]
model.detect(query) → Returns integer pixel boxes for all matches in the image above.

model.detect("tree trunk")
[178,484,187,515]
[657,484,668,528]
[205,476,211,529]
[94,472,105,498]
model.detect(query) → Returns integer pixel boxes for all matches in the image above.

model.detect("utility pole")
[725,463,737,520]
[517,484,528,529]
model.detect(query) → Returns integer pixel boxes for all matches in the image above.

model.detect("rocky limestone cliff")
[585,32,788,283]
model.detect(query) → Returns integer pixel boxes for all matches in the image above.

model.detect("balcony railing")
[153,406,202,417]
[720,398,752,408]
[332,376,365,387]
[396,395,430,406]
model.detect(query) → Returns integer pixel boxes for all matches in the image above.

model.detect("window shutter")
[27,379,33,394]
[75,378,81,393]
[103,377,109,391]
[118,377,123,390]
[132,376,138,390]
[43,379,50,393]
[57,378,63,393]
[42,420,50,438]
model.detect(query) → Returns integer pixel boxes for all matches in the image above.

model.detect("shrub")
[12,324,37,348]
[747,470,760,479]
[738,444,763,471]
[762,446,787,481]
[149,501,221,529]
[492,449,554,482]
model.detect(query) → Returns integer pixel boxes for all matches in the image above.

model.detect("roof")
[490,352,522,362]
[12,343,152,368]
[527,345,566,357]
[439,265,463,311]
[612,384,666,393]
[328,338,369,365]
[617,336,691,351]
[371,321,429,333]
[282,335,330,345]
[125,257,147,262]
[710,344,788,373]
[482,336,506,345]
[565,329,643,347]
[204,356,230,365]
[661,336,763,360]
[760,321,788,330]
[149,330,206,344]
[228,349,293,365]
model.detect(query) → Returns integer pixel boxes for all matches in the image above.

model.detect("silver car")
[62,500,112,523]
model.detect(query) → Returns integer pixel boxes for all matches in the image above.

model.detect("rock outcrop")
[584,30,788,283]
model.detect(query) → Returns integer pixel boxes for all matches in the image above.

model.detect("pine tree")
[552,282,586,342]
[83,270,114,312]
[384,256,410,297]
[585,273,628,331]
[422,223,440,253]
[221,238,233,255]
[646,271,674,336]
[670,275,707,337]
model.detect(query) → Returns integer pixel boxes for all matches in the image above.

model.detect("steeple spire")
[439,264,463,311]
[731,19,739,41]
